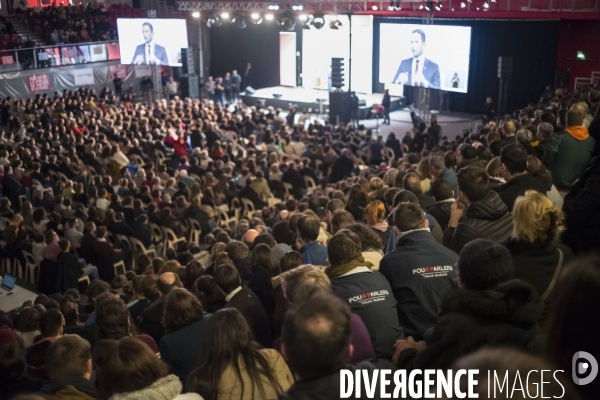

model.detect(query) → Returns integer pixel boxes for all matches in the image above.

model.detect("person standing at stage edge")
[244,62,253,89]
[382,89,391,125]
[231,70,242,102]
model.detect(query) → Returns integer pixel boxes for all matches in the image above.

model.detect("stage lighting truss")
[178,1,364,14]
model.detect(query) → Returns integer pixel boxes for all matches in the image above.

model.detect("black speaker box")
[497,56,513,79]
[329,91,351,125]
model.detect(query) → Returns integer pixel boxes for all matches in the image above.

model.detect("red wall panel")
[556,20,600,89]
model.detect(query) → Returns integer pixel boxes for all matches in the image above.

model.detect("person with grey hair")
[429,154,458,198]
[516,129,535,155]
[535,122,555,160]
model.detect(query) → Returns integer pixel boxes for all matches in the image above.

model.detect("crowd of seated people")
[0,81,599,400]
[17,4,122,45]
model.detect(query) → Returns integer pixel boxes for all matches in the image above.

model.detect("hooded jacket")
[379,230,458,339]
[492,172,549,211]
[41,377,99,400]
[542,128,595,189]
[397,279,544,370]
[442,191,513,255]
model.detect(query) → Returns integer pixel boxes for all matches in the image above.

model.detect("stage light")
[278,11,296,31]
[206,13,222,28]
[476,7,480,10]
[483,2,489,8]
[299,14,308,21]
[330,19,342,30]
[460,2,466,7]
[311,13,325,29]
[372,5,378,10]
[419,5,424,10]
[273,5,279,10]
[298,5,303,10]
[232,13,247,28]
[265,13,274,20]
[435,4,441,10]
[191,11,200,18]
[251,13,263,24]
[221,12,230,19]
[388,5,394,10]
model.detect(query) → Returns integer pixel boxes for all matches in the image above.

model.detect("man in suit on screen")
[392,29,441,89]
[131,22,169,66]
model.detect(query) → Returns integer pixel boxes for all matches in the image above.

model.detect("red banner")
[28,73,51,92]
[1,55,14,65]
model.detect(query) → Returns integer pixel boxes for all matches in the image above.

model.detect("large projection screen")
[117,19,189,67]
[379,24,471,93]
[302,15,373,94]
[279,32,297,87]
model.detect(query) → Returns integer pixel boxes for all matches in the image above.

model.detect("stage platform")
[241,86,402,116]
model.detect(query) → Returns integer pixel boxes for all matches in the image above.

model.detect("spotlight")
[419,4,424,9]
[435,4,441,10]
[231,13,247,28]
[251,13,263,24]
[265,13,274,20]
[221,12,229,19]
[311,13,325,29]
[425,5,430,10]
[299,14,308,21]
[206,13,222,28]
[388,5,394,10]
[460,2,466,7]
[292,5,298,10]
[476,7,480,10]
[278,11,296,31]
[298,5,303,10]
[273,5,279,10]
[372,5,378,10]
[329,18,342,30]
[483,2,489,8]
[191,11,200,18]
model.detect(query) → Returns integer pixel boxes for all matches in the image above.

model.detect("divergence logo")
[572,351,598,386]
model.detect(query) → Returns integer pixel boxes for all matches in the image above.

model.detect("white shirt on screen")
[411,54,425,86]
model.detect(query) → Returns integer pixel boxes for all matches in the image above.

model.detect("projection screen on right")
[379,23,472,93]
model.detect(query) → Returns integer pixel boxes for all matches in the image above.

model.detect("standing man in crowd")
[231,70,242,102]
[166,76,179,101]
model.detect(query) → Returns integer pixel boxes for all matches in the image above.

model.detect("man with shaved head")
[137,273,181,342]
[242,229,259,249]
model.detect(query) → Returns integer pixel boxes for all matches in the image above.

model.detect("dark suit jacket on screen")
[132,43,169,65]
[392,57,441,89]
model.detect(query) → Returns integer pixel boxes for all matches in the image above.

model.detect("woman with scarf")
[325,230,404,360]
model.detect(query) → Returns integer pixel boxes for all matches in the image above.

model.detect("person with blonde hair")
[506,190,573,298]
[367,177,387,202]
[364,200,392,245]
